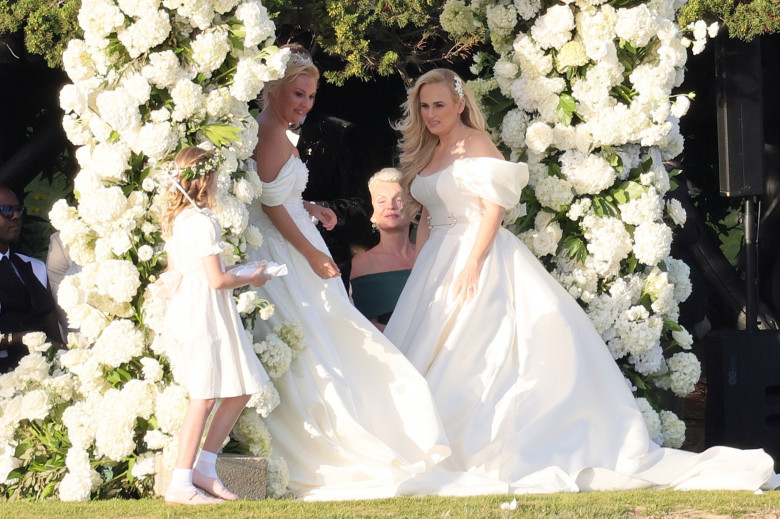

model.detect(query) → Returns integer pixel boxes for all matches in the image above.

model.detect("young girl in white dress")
[160,146,272,505]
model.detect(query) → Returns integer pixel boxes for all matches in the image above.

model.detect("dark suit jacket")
[297,112,377,284]
[0,252,57,372]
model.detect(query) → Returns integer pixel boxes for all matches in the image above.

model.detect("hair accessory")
[453,75,465,99]
[178,152,222,181]
[287,51,314,67]
[166,158,215,212]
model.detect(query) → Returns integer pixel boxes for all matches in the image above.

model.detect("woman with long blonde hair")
[384,69,777,494]
[244,45,450,500]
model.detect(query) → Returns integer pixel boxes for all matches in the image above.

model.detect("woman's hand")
[450,259,482,305]
[306,202,337,231]
[306,249,341,279]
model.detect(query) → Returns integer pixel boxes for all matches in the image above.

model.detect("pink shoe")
[193,469,240,500]
[165,486,224,505]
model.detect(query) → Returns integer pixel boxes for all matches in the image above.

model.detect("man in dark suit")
[0,186,63,373]
[296,111,377,286]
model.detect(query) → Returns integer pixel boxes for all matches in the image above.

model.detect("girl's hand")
[306,249,341,279]
[249,261,272,287]
[307,202,337,231]
[450,260,481,305]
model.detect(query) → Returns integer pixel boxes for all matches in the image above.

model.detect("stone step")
[154,454,267,500]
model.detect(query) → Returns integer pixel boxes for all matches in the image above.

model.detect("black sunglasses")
[0,205,26,219]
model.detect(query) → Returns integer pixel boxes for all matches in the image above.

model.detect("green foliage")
[265,0,452,84]
[0,0,82,67]
[677,0,780,40]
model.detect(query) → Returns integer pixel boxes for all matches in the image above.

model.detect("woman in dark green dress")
[350,169,415,330]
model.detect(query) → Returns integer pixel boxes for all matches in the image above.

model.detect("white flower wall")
[442,0,715,447]
[0,0,304,501]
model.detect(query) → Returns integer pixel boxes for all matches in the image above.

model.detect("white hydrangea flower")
[615,305,663,356]
[629,342,664,375]
[95,88,143,136]
[500,109,530,152]
[62,39,97,82]
[582,215,632,279]
[618,188,663,226]
[440,0,482,37]
[190,26,230,75]
[256,333,292,379]
[530,4,575,50]
[155,384,189,435]
[665,256,692,303]
[636,397,663,444]
[514,0,542,21]
[660,410,686,448]
[93,319,145,368]
[235,1,276,47]
[232,408,272,457]
[77,0,125,41]
[614,4,658,47]
[561,150,617,195]
[142,50,181,88]
[266,456,290,499]
[666,351,701,396]
[535,176,574,212]
[170,78,206,122]
[633,221,672,266]
[130,451,157,479]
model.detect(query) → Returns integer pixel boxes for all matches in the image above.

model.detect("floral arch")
[0,0,714,501]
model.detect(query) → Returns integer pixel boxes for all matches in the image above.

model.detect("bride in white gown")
[384,68,779,493]
[244,45,449,500]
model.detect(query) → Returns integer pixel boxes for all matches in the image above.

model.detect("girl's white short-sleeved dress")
[163,207,270,399]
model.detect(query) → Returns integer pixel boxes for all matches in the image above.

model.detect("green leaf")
[664,319,683,332]
[200,123,242,147]
[556,92,576,126]
[562,235,587,263]
[40,481,57,499]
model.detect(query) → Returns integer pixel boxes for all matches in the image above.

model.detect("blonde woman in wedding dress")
[244,45,450,501]
[384,68,779,494]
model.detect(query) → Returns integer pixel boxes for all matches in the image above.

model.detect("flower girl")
[159,146,272,505]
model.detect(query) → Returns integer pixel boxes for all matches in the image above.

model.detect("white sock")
[169,468,196,492]
[194,449,219,479]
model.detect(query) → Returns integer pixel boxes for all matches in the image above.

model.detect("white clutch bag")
[231,261,288,277]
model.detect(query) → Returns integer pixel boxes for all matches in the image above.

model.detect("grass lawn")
[2,491,780,519]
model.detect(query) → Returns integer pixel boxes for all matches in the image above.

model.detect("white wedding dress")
[245,155,450,500]
[385,157,779,494]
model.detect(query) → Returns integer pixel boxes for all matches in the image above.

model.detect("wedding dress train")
[384,157,779,494]
[245,155,450,500]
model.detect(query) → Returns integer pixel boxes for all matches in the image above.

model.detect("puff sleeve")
[451,157,529,209]
[186,211,225,257]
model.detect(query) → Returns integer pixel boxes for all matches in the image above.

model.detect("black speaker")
[715,37,765,197]
[705,330,780,468]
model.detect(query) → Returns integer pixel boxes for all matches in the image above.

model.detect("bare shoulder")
[464,129,503,159]
[255,120,297,183]
[350,248,379,280]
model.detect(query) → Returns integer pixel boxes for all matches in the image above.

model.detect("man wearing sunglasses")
[0,186,63,373]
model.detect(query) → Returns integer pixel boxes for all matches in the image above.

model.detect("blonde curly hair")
[161,146,216,237]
